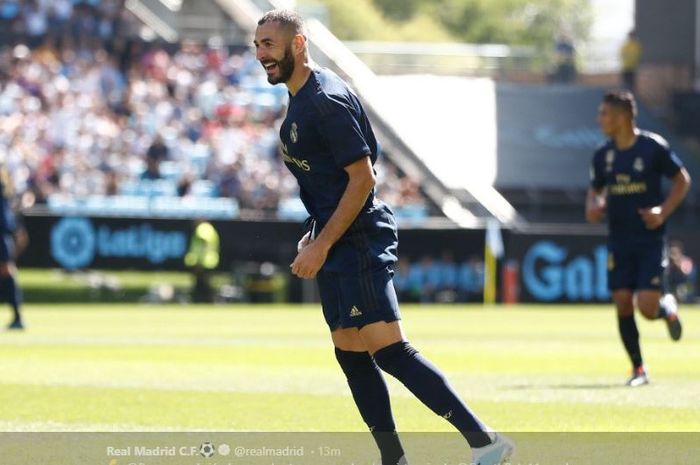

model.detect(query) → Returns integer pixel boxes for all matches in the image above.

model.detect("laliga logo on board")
[50,217,187,269]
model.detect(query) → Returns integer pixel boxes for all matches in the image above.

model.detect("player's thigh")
[635,239,665,292]
[612,289,634,316]
[358,320,405,355]
[637,290,662,319]
[0,235,13,276]
[317,270,344,333]
[335,265,402,332]
[331,326,366,352]
[607,241,636,293]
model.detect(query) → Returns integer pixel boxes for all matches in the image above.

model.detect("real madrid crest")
[633,157,644,172]
[290,122,298,143]
[605,149,615,172]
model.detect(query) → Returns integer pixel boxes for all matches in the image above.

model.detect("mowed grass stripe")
[0,305,698,431]
[1,382,698,432]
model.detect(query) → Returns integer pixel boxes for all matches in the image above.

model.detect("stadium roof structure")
[213,0,699,229]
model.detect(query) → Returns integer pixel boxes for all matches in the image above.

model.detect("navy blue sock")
[335,348,405,465]
[1,275,22,321]
[373,341,491,448]
[618,315,643,369]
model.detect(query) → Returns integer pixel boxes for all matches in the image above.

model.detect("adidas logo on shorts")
[349,305,363,317]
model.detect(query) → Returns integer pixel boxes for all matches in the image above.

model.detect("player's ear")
[292,34,306,55]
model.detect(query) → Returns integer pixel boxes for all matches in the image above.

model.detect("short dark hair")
[257,9,306,36]
[603,91,637,118]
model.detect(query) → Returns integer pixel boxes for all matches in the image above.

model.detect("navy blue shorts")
[315,202,401,330]
[607,238,666,291]
[317,265,401,330]
[0,234,12,262]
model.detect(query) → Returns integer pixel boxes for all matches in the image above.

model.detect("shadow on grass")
[504,383,628,390]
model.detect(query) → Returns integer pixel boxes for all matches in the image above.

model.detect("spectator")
[392,256,414,302]
[141,155,162,180]
[620,30,642,92]
[434,251,458,302]
[551,34,576,83]
[458,256,485,302]
[184,219,220,303]
[404,256,427,303]
[146,134,169,162]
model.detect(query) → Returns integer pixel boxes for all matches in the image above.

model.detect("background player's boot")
[470,433,515,465]
[660,294,682,341]
[625,366,649,387]
[7,318,24,330]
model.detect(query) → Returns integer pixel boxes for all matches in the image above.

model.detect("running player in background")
[587,91,691,386]
[1,165,26,330]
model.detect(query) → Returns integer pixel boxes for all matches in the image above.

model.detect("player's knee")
[635,291,662,319]
[615,301,634,317]
[637,301,659,320]
[334,347,378,379]
[613,290,634,316]
[0,262,11,277]
[372,341,418,377]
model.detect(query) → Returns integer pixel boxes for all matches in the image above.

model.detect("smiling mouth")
[262,62,278,73]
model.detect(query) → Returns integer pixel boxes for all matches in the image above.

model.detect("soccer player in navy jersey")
[254,9,513,465]
[587,91,691,386]
[0,166,25,330]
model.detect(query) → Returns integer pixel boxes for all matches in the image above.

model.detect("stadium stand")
[0,0,698,227]
[0,1,433,221]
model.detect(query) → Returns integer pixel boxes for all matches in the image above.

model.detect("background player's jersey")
[0,167,16,235]
[279,67,378,226]
[590,131,683,240]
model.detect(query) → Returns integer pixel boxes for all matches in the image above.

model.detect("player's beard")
[266,44,295,85]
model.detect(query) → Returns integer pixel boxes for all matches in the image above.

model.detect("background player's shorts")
[607,238,666,291]
[0,234,13,262]
[317,265,401,330]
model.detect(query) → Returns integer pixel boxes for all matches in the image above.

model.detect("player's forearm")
[660,169,691,219]
[585,188,606,223]
[315,174,375,251]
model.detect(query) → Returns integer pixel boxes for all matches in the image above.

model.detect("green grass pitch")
[0,303,698,434]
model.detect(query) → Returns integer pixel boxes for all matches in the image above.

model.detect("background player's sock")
[334,348,405,465]
[373,341,492,448]
[1,276,22,322]
[618,315,643,369]
[656,302,668,319]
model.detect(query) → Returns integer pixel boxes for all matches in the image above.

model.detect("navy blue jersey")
[279,67,378,225]
[590,131,683,240]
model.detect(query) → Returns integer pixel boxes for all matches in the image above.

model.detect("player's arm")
[585,187,607,224]
[586,151,607,224]
[291,156,375,279]
[639,167,691,229]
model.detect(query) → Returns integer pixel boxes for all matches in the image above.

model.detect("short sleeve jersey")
[590,131,683,240]
[279,67,379,226]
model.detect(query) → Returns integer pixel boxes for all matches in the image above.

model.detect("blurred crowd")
[0,0,125,49]
[0,2,429,218]
[393,254,485,303]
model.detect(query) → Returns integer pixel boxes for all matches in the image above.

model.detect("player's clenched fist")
[290,240,328,279]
